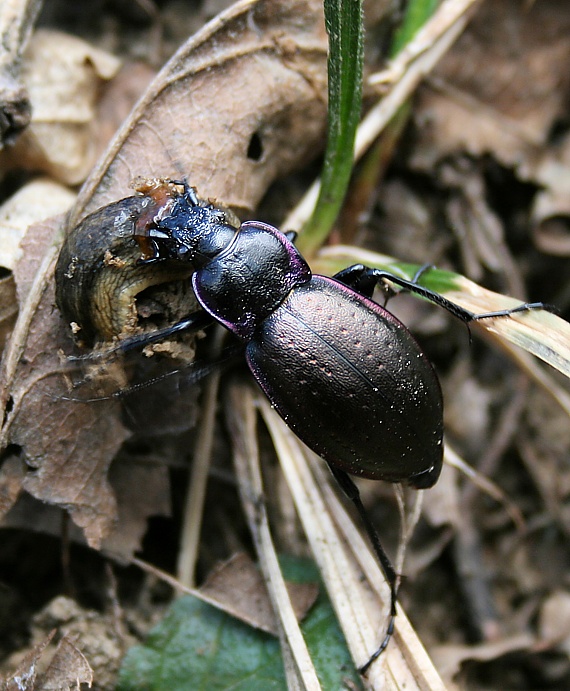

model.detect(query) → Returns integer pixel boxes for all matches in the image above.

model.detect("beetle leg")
[333,265,378,298]
[371,268,548,322]
[337,264,549,324]
[114,310,214,354]
[326,463,398,672]
[67,310,214,362]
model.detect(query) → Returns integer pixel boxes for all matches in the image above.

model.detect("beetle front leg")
[113,310,214,355]
[67,310,214,362]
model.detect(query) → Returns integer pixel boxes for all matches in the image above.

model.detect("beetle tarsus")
[359,614,395,675]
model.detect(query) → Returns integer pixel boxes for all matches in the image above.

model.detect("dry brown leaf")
[200,552,319,635]
[102,459,172,556]
[93,61,157,161]
[0,0,328,552]
[1,216,131,547]
[38,635,94,691]
[430,634,535,687]
[1,629,56,691]
[412,0,570,166]
[3,595,131,690]
[1,29,121,184]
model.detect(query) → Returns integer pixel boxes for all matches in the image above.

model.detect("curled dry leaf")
[0,0,328,552]
[0,29,121,185]
[200,552,319,635]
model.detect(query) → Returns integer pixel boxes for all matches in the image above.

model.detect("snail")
[55,178,241,347]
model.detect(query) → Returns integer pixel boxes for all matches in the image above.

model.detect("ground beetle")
[56,178,546,671]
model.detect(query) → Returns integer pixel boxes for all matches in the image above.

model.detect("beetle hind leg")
[326,463,398,672]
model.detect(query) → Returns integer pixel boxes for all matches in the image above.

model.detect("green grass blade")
[298,0,364,256]
[298,0,440,256]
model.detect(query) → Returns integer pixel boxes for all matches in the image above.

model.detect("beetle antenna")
[58,343,244,404]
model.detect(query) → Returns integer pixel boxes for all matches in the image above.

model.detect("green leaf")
[117,556,362,691]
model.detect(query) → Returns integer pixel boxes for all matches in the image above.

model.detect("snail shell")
[55,189,191,345]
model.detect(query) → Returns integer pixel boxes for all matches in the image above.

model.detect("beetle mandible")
[55,178,546,670]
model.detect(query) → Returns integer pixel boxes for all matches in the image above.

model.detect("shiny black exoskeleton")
[56,178,545,670]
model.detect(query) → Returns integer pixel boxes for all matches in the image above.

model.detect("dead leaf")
[1,29,121,184]
[38,636,93,691]
[2,630,56,691]
[93,61,157,161]
[200,552,318,635]
[410,0,570,254]
[0,215,130,548]
[412,0,570,166]
[0,179,76,271]
[101,459,171,557]
[3,596,132,690]
[430,633,535,686]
